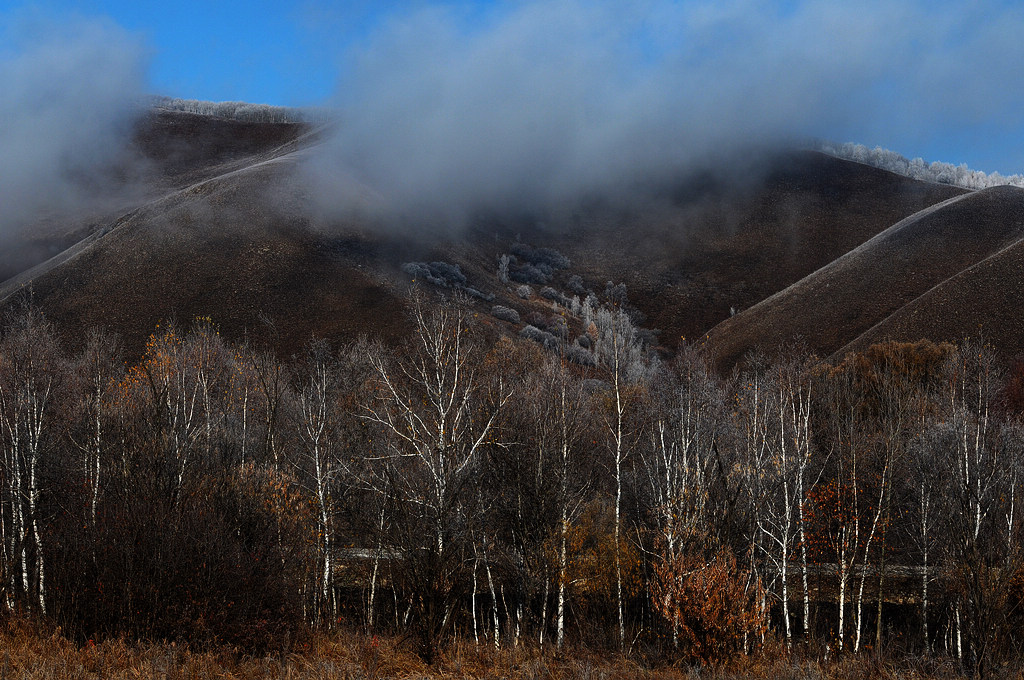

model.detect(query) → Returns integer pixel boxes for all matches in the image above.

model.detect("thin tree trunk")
[838,531,848,652]
[613,356,625,651]
[955,604,963,660]
[539,574,549,648]
[471,553,479,644]
[557,377,571,651]
[483,537,500,649]
[876,524,888,649]
[368,505,385,631]
[921,482,930,653]
[557,512,567,649]
[781,538,791,646]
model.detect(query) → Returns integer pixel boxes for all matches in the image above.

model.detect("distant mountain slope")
[0,108,978,358]
[0,109,312,284]
[532,151,964,345]
[838,234,1024,356]
[0,149,411,355]
[704,185,1024,367]
[133,108,312,189]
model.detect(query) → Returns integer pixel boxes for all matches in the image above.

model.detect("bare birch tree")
[593,305,649,649]
[360,293,510,660]
[643,344,724,647]
[0,305,61,614]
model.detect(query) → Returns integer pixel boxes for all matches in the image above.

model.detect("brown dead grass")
[839,232,1024,358]
[0,620,1000,680]
[538,150,964,350]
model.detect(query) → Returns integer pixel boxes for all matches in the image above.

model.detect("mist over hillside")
[0,15,149,238]
[6,0,1024,244]
[303,0,1024,230]
[150,95,329,124]
[4,4,1024,670]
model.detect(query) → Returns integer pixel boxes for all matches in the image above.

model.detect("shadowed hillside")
[0,150,412,356]
[0,109,976,358]
[0,109,312,284]
[529,151,965,345]
[839,232,1024,356]
[705,185,1024,368]
[135,107,313,189]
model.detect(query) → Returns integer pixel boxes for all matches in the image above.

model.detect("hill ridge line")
[706,190,977,327]
[0,146,311,303]
[0,231,104,303]
[833,229,1024,358]
[812,190,977,266]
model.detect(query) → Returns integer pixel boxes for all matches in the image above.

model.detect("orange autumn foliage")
[652,543,767,664]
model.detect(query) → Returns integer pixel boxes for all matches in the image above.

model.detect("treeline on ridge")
[0,292,1022,674]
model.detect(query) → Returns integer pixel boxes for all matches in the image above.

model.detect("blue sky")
[2,1,345,104]
[3,0,1024,176]
[5,1,500,106]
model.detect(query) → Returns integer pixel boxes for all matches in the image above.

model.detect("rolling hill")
[704,185,1024,368]
[0,106,1000,361]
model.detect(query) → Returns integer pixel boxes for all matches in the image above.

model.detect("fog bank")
[0,12,149,237]
[306,0,1024,231]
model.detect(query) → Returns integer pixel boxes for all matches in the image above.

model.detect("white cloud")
[0,11,149,236]
[306,0,1024,229]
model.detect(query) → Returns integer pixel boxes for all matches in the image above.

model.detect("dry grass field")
[705,185,1024,368]
[0,619,983,680]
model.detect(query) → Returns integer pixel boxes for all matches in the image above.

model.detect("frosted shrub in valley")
[520,325,559,349]
[490,305,520,324]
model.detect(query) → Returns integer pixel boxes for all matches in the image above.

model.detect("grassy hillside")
[705,185,1024,368]
[0,109,968,358]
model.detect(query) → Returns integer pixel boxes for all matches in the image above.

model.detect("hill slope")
[0,110,975,357]
[705,185,1024,367]
[0,149,412,354]
[839,233,1024,356]
[531,152,965,344]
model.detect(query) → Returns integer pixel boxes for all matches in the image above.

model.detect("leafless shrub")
[510,263,552,285]
[525,311,549,329]
[604,281,628,306]
[540,287,568,305]
[428,261,466,286]
[465,286,494,302]
[566,345,596,367]
[401,261,432,280]
[549,316,569,339]
[402,261,479,295]
[490,305,521,324]
[509,243,571,270]
[497,254,513,283]
[519,325,559,349]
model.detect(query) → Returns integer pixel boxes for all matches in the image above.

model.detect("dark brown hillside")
[838,233,1024,357]
[704,185,1024,368]
[133,108,311,189]
[0,110,312,284]
[0,152,412,357]
[0,108,975,359]
[528,151,964,345]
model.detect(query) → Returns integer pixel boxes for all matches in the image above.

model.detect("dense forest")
[0,289,1022,676]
